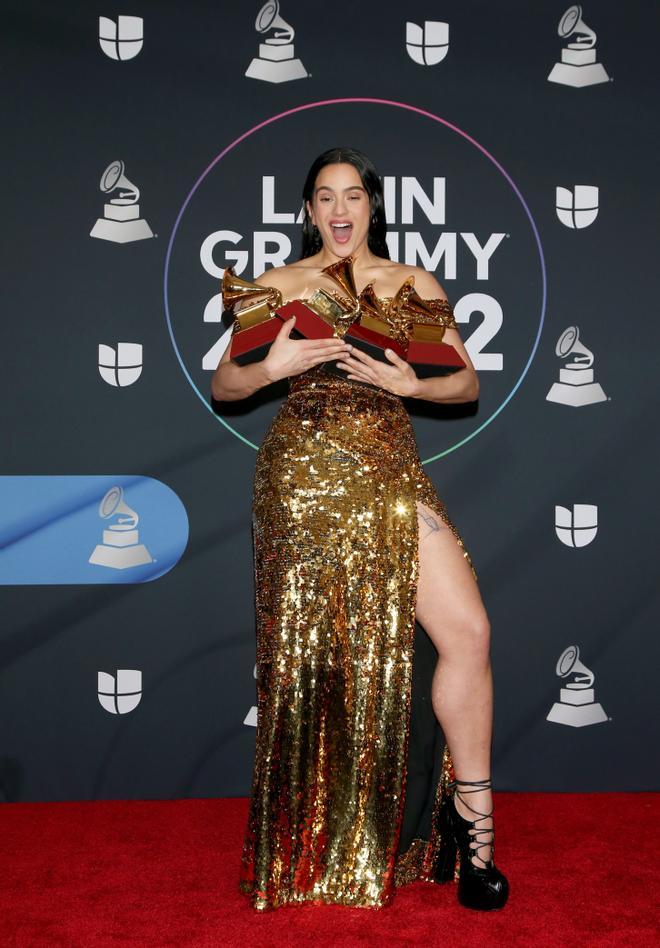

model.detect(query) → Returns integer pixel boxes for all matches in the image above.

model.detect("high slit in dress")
[233,275,476,910]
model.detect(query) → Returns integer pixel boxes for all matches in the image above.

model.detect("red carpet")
[2,794,658,947]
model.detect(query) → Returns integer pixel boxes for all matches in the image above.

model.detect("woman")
[212,147,509,912]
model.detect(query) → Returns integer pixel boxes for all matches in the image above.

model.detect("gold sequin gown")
[236,274,475,911]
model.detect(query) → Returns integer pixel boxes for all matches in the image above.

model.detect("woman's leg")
[414,501,495,864]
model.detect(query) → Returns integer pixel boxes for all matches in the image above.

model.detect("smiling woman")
[301,150,389,259]
[212,146,508,913]
[314,178,367,246]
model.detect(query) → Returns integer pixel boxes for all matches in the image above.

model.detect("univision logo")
[555,504,598,548]
[98,16,144,61]
[405,21,449,65]
[98,669,142,714]
[98,343,143,387]
[556,185,599,229]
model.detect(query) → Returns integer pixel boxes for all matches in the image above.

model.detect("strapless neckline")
[282,294,397,306]
[281,293,452,310]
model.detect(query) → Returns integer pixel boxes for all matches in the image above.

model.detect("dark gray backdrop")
[2,1,659,801]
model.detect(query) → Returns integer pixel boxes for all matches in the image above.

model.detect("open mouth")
[330,222,353,244]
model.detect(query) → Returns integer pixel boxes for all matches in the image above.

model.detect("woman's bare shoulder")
[252,265,294,290]
[369,259,446,300]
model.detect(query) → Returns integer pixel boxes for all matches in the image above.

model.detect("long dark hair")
[300,147,390,260]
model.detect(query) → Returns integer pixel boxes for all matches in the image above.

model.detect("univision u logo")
[405,21,449,65]
[556,185,599,229]
[98,16,144,61]
[555,504,598,548]
[98,669,142,714]
[98,343,143,387]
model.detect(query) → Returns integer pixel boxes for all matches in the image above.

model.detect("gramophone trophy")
[245,2,307,84]
[313,258,465,386]
[389,279,466,377]
[90,160,154,243]
[546,326,607,406]
[547,5,609,88]
[88,486,153,569]
[546,645,608,727]
[222,257,466,386]
[223,268,347,365]
[222,267,284,365]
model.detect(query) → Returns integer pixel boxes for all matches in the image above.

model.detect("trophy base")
[546,381,607,406]
[90,218,154,243]
[89,543,153,569]
[546,701,608,727]
[245,57,307,84]
[547,62,610,88]
[412,361,463,379]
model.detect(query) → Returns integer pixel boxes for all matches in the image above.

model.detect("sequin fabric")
[240,295,474,910]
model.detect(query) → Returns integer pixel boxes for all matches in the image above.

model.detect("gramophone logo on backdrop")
[546,326,607,406]
[548,5,609,87]
[546,645,608,727]
[0,476,188,584]
[98,343,143,387]
[98,15,144,61]
[90,160,154,243]
[98,670,142,714]
[556,185,599,228]
[89,486,153,570]
[245,2,307,83]
[405,21,449,65]
[555,504,598,548]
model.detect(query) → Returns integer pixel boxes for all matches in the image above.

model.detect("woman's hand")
[335,347,421,397]
[264,316,354,383]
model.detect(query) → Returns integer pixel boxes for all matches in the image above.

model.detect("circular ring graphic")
[164,97,547,464]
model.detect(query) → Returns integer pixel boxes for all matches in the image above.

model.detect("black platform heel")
[432,777,509,910]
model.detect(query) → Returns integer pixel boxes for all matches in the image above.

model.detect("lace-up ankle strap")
[449,777,495,868]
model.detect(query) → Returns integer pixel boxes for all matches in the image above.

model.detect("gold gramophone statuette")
[221,267,283,331]
[304,289,346,328]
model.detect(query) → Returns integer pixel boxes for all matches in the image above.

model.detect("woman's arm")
[407,269,479,404]
[211,269,352,402]
[211,270,280,401]
[410,326,479,403]
[211,328,275,402]
[336,268,479,403]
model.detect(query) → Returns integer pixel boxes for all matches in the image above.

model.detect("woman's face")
[306,162,371,258]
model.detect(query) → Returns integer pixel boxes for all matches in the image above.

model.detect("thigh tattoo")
[417,506,447,541]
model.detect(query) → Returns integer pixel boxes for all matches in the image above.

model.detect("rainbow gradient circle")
[164,97,546,464]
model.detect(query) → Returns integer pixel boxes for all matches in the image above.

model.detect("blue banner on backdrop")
[0,476,188,584]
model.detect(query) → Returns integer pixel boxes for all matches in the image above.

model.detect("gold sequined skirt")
[240,365,472,910]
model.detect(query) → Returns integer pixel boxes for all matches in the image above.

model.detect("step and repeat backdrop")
[2,1,658,801]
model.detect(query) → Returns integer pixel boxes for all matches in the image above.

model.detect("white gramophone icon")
[548,5,609,88]
[546,326,607,407]
[546,645,608,727]
[89,486,153,569]
[245,1,307,84]
[90,160,154,243]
